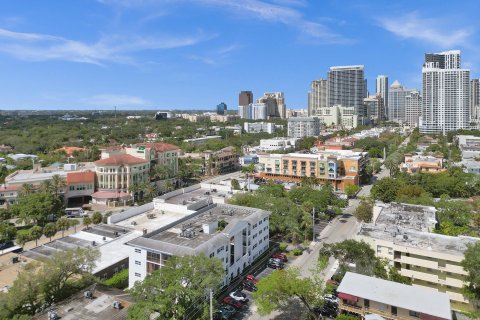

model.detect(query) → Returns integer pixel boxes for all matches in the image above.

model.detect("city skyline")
[0,0,479,110]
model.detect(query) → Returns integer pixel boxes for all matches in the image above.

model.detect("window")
[209,252,215,258]
[135,248,141,253]
[135,273,141,277]
[391,306,397,315]
[364,299,369,308]
[409,311,420,318]
[135,261,141,265]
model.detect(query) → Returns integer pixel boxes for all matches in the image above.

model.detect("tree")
[344,184,360,198]
[129,255,224,319]
[462,242,480,306]
[83,216,92,229]
[253,257,328,320]
[371,177,401,203]
[319,240,387,278]
[56,217,70,237]
[143,183,157,200]
[388,266,412,285]
[153,164,174,181]
[15,230,31,248]
[366,158,381,175]
[50,175,66,198]
[91,212,103,225]
[38,180,53,193]
[18,183,35,197]
[0,248,99,317]
[43,222,57,241]
[29,226,43,246]
[354,198,373,223]
[241,163,255,175]
[0,223,17,243]
[11,192,63,226]
[69,219,80,232]
[231,178,241,190]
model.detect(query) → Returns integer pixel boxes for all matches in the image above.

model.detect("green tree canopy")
[354,198,373,223]
[11,192,63,226]
[91,212,103,225]
[128,255,224,320]
[371,177,401,203]
[462,242,480,304]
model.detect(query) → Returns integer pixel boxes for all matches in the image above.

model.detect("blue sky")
[0,0,479,110]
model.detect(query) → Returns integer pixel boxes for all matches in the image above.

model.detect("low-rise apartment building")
[455,135,480,159]
[204,147,240,175]
[357,202,479,309]
[258,138,298,152]
[243,122,275,134]
[127,190,270,288]
[399,154,445,174]
[337,272,452,320]
[257,149,368,192]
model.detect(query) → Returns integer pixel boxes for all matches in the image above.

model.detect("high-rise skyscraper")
[257,92,287,119]
[405,90,422,127]
[376,75,389,111]
[364,95,385,123]
[216,102,227,115]
[239,91,253,107]
[420,50,470,134]
[388,80,414,123]
[327,65,366,117]
[308,79,328,116]
[471,79,480,122]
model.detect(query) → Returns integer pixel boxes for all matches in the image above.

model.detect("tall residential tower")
[376,75,389,112]
[420,50,470,134]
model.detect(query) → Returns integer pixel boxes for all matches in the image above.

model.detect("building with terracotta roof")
[66,171,96,205]
[55,146,85,156]
[93,155,150,205]
[399,154,446,174]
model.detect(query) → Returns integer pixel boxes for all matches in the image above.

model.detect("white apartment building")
[455,135,480,159]
[405,90,422,127]
[243,122,275,134]
[471,79,480,125]
[420,50,470,134]
[258,138,298,152]
[127,192,270,288]
[357,202,479,309]
[388,80,416,123]
[315,105,358,129]
[287,116,321,138]
[308,79,328,116]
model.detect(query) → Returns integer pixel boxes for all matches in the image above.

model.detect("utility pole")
[209,288,213,320]
[312,207,315,242]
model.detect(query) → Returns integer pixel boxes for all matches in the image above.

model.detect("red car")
[272,253,288,262]
[245,275,259,284]
[223,297,243,310]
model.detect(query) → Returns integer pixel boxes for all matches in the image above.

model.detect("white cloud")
[186,43,240,66]
[0,28,212,65]
[377,12,472,48]
[98,0,351,44]
[80,94,149,107]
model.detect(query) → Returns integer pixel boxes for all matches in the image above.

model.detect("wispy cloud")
[80,94,149,107]
[98,0,351,44]
[377,12,473,48]
[0,28,212,65]
[186,43,241,66]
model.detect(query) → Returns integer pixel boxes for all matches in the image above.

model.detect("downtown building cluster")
[305,50,480,134]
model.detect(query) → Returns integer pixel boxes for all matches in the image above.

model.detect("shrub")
[103,268,129,289]
[292,248,303,256]
[278,243,288,252]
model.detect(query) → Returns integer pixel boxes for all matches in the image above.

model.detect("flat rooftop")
[115,208,188,233]
[374,203,437,232]
[6,162,95,184]
[32,285,132,320]
[358,224,478,256]
[338,272,451,320]
[128,204,268,254]
[22,224,139,274]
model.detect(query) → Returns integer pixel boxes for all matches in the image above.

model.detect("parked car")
[245,275,259,284]
[272,253,288,262]
[0,240,14,251]
[214,305,237,320]
[229,290,249,303]
[241,281,258,292]
[222,297,243,310]
[267,258,284,269]
[322,294,339,304]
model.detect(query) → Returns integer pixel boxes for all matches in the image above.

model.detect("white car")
[323,294,338,304]
[229,291,249,303]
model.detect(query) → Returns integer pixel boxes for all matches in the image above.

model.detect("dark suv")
[267,258,284,269]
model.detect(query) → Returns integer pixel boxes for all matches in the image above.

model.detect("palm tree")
[144,183,158,200]
[154,165,174,181]
[69,219,80,232]
[29,226,43,246]
[56,217,69,237]
[51,175,66,198]
[163,180,174,193]
[18,183,35,197]
[39,180,53,193]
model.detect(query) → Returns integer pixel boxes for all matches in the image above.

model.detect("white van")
[65,207,87,218]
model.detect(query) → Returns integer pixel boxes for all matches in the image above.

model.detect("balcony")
[400,269,438,283]
[339,302,421,320]
[394,255,439,270]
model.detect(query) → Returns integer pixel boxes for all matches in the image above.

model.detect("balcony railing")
[339,303,424,320]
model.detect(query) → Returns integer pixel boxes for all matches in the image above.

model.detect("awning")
[91,191,130,200]
[338,292,358,302]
